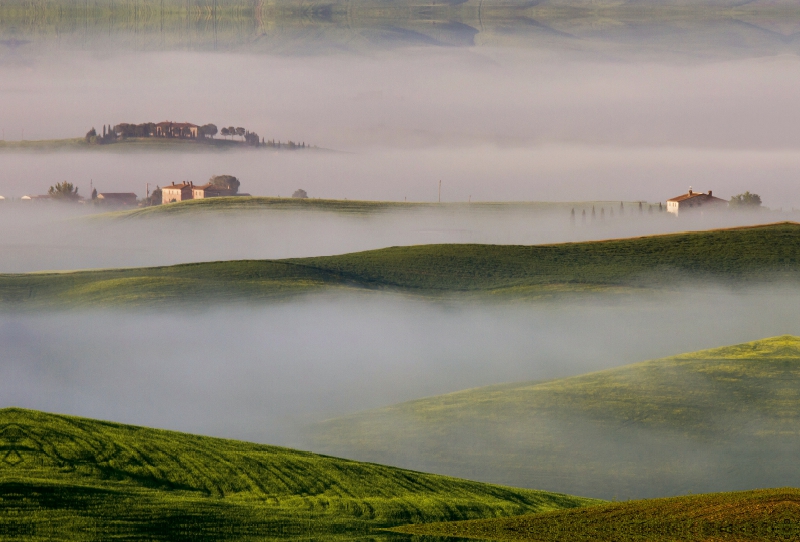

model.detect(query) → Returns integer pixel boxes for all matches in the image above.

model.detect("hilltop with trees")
[80,121,311,150]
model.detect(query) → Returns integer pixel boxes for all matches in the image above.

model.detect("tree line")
[85,123,262,146]
[84,123,313,149]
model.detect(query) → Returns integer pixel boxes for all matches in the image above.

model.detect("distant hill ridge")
[307,336,800,500]
[1,222,800,308]
[0,408,597,539]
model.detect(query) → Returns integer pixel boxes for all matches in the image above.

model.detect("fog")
[329,396,800,500]
[3,50,800,206]
[0,203,793,272]
[6,50,800,151]
[2,289,799,449]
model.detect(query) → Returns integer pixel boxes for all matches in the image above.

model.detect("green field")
[394,487,800,541]
[307,336,800,500]
[0,222,799,308]
[0,408,598,541]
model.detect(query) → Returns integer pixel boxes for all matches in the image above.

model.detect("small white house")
[666,188,727,216]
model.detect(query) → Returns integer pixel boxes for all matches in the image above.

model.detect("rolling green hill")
[0,408,598,541]
[1,222,799,308]
[394,487,800,542]
[307,336,800,501]
[100,196,587,217]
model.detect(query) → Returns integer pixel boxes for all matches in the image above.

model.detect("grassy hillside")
[1,222,799,308]
[394,487,800,541]
[103,196,585,217]
[307,336,800,500]
[0,408,598,541]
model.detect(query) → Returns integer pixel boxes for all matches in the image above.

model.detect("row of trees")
[264,139,307,149]
[571,202,662,222]
[569,192,763,221]
[85,123,267,146]
[84,124,313,150]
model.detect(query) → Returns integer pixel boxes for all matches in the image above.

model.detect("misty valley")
[2,0,800,541]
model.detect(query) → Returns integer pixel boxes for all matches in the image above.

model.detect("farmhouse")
[666,188,727,216]
[192,183,235,199]
[162,182,194,204]
[154,122,199,139]
[97,192,137,206]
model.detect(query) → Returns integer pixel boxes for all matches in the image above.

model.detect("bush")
[730,191,762,208]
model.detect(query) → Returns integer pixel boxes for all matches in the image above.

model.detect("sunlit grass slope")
[394,487,800,542]
[308,336,800,500]
[0,408,598,541]
[1,222,799,308]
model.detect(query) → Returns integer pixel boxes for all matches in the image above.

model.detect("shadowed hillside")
[0,408,598,540]
[1,221,799,307]
[307,336,800,500]
[394,487,800,542]
[0,222,799,308]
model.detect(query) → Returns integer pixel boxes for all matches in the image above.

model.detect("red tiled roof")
[164,182,193,190]
[667,192,726,204]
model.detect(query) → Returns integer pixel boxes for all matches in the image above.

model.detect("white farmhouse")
[666,188,727,216]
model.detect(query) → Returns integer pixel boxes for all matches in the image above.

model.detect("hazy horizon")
[3,47,800,207]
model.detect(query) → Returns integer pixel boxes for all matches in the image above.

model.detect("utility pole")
[146,182,150,200]
[438,180,441,203]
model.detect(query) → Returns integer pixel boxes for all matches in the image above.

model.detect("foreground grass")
[308,336,800,500]
[393,487,800,541]
[1,222,799,308]
[0,408,598,541]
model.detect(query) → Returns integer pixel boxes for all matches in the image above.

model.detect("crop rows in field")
[393,487,800,542]
[0,408,598,539]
